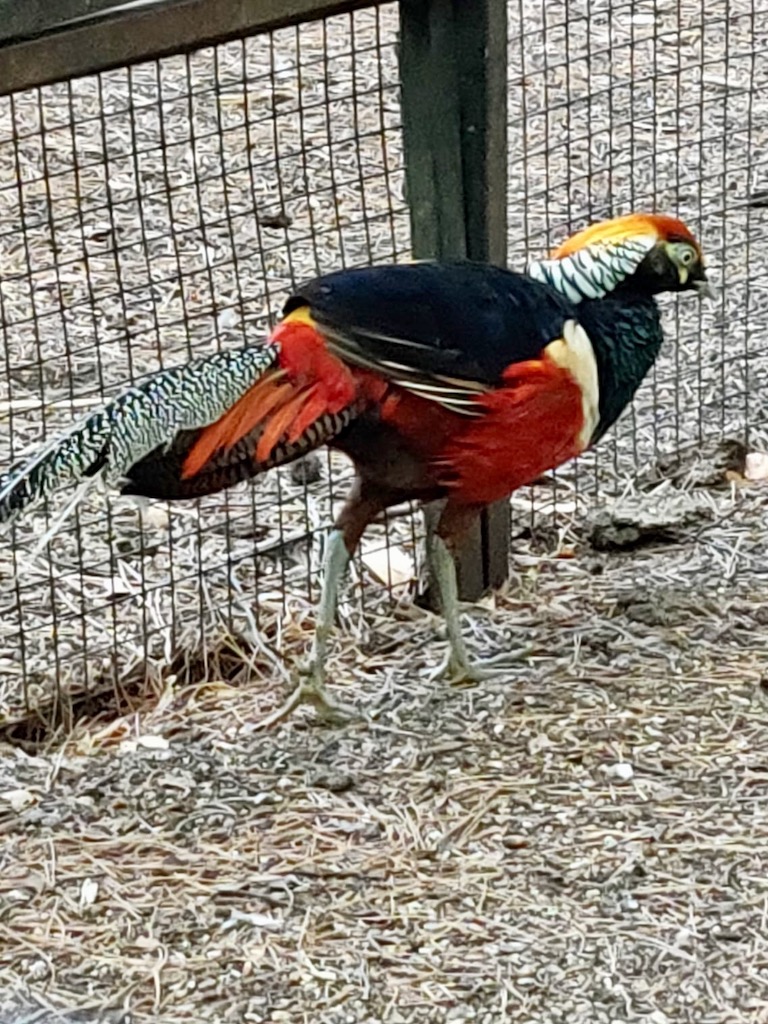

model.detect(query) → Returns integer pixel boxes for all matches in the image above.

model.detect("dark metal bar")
[0,0,380,95]
[399,0,509,601]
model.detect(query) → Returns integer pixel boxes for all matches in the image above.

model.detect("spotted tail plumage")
[0,345,277,527]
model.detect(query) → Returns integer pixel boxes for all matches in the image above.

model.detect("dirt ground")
[3,485,768,1022]
[2,0,768,1021]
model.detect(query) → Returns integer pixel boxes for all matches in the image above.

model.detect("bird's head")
[528,212,714,303]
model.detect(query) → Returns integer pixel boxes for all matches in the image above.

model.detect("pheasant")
[0,213,712,722]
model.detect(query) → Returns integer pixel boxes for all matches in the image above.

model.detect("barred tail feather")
[121,403,361,500]
[0,345,277,529]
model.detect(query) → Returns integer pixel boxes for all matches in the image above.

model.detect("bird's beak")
[693,276,717,301]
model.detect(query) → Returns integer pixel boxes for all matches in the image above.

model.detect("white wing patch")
[527,234,657,303]
[543,319,600,448]
[389,378,487,414]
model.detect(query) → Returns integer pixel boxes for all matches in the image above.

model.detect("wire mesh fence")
[507,0,768,517]
[1,0,767,725]
[0,3,412,723]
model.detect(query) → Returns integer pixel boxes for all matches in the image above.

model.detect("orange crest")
[554,212,699,258]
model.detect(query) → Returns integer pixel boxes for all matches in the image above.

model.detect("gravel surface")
[1,1,768,1021]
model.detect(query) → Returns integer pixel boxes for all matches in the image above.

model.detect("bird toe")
[429,644,532,685]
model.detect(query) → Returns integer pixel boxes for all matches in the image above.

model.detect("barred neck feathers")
[526,234,658,304]
[576,295,665,444]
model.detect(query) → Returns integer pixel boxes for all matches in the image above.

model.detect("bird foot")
[428,645,532,685]
[298,673,361,725]
[252,666,360,730]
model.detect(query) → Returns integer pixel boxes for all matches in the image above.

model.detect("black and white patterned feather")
[527,236,656,303]
[0,346,276,527]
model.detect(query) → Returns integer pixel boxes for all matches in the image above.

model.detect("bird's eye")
[679,246,695,266]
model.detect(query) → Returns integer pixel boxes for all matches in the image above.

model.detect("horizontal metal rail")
[0,0,383,95]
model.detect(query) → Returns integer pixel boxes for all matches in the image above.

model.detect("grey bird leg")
[257,479,389,728]
[427,504,530,682]
[426,528,477,679]
[295,527,356,718]
[256,528,356,729]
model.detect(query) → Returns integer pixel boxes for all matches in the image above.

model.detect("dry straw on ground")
[2,1,768,1021]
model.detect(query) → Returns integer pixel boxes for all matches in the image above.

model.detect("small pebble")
[602,761,634,781]
[309,769,355,793]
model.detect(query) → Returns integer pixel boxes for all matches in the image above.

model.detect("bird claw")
[251,664,361,730]
[428,645,532,685]
[296,672,361,725]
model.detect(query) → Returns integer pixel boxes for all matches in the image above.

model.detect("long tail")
[0,316,362,528]
[0,346,276,527]
[121,393,359,500]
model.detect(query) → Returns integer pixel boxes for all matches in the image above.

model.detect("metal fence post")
[399,0,509,601]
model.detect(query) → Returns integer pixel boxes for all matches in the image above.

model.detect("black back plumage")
[286,262,577,385]
[290,261,665,444]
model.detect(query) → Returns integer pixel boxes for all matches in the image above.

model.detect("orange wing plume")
[254,388,316,462]
[182,315,358,480]
[182,372,292,478]
[554,212,698,258]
